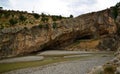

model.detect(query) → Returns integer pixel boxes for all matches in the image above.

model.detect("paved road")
[4,53,113,74]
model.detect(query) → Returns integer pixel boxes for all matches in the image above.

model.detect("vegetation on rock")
[52,22,57,29]
[41,17,49,23]
[19,15,27,22]
[38,24,43,28]
[33,13,40,19]
[0,10,67,29]
[9,18,18,26]
[112,2,120,19]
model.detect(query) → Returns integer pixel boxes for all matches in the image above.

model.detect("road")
[3,51,114,74]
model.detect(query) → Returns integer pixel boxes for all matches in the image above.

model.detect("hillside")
[0,3,120,59]
[0,10,68,29]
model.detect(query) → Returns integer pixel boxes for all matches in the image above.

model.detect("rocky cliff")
[88,3,120,74]
[0,4,120,58]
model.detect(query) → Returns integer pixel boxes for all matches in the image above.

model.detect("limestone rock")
[0,6,119,58]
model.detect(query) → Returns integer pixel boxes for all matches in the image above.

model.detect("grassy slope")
[0,10,68,29]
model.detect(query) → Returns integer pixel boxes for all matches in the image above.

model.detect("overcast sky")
[0,0,120,17]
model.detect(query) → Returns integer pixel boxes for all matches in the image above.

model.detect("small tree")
[39,24,43,28]
[41,13,46,18]
[116,2,120,7]
[52,16,57,21]
[58,15,62,20]
[9,19,17,26]
[70,14,73,18]
[112,7,118,19]
[52,15,63,21]
[19,15,26,22]
[32,11,34,13]
[41,17,49,23]
[0,7,3,10]
[112,2,120,19]
[52,22,57,29]
[33,13,40,19]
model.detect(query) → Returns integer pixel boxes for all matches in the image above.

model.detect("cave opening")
[31,33,94,54]
[41,34,93,51]
[76,34,93,40]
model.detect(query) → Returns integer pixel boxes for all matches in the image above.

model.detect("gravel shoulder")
[3,53,113,74]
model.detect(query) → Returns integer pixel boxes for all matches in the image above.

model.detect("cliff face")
[0,7,119,58]
[88,6,120,74]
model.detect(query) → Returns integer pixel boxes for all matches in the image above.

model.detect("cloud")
[68,0,120,16]
[0,0,120,17]
[0,0,10,7]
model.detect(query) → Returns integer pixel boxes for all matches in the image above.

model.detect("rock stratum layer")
[0,5,120,58]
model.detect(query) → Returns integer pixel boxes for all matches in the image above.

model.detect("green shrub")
[12,15,14,18]
[52,22,57,29]
[0,7,3,10]
[70,14,73,18]
[33,13,40,19]
[52,16,57,21]
[51,15,63,21]
[41,17,49,23]
[39,24,43,28]
[112,2,120,19]
[19,15,27,22]
[41,13,46,18]
[112,7,118,19]
[58,15,62,20]
[103,65,116,74]
[116,2,120,7]
[9,19,17,26]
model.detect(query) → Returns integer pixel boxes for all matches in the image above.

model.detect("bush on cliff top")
[19,15,27,22]
[9,18,17,26]
[41,17,49,23]
[112,2,120,19]
[33,13,40,19]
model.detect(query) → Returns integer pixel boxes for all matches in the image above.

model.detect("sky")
[0,0,120,17]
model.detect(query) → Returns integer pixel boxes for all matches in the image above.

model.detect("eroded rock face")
[97,36,118,51]
[87,7,120,73]
[0,7,118,58]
